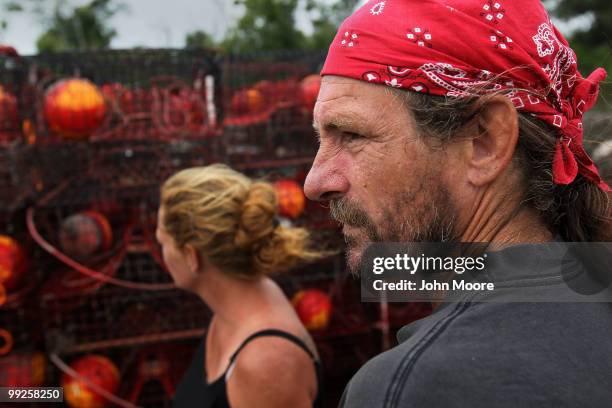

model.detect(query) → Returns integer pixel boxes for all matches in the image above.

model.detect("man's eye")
[342,131,362,140]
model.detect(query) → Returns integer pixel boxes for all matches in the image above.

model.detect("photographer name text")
[373,279,495,292]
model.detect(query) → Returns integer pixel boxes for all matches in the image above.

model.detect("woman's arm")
[226,336,318,408]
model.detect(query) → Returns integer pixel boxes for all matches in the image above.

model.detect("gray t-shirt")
[339,242,612,407]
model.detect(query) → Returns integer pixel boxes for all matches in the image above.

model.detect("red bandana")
[321,0,610,191]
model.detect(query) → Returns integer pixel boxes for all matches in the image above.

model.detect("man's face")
[304,76,458,272]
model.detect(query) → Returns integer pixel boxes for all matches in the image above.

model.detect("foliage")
[548,0,612,108]
[304,0,355,50]
[552,0,612,47]
[217,0,357,52]
[36,0,125,52]
[219,0,306,52]
[185,30,217,49]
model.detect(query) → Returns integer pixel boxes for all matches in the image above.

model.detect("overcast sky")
[0,0,593,55]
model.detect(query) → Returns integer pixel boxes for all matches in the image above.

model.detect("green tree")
[548,0,612,76]
[548,0,612,107]
[219,0,358,52]
[304,0,357,50]
[185,30,216,49]
[552,0,611,46]
[221,0,307,52]
[36,0,125,52]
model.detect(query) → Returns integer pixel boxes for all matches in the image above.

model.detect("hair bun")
[161,165,325,279]
[234,182,278,252]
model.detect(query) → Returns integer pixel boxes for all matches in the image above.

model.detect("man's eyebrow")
[313,114,362,133]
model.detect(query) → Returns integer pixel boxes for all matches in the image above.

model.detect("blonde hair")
[160,164,324,279]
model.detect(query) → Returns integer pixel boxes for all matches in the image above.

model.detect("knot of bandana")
[552,68,607,190]
[320,0,610,191]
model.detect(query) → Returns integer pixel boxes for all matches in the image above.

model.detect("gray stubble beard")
[330,174,459,275]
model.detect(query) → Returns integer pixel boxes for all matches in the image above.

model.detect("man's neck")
[461,190,553,245]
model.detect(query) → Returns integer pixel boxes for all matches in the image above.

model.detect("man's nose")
[304,148,348,202]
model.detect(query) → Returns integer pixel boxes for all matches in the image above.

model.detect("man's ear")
[466,95,519,187]
[183,244,201,274]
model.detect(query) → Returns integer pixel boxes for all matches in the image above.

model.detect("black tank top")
[173,329,323,408]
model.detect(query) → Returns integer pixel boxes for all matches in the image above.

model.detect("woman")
[156,164,324,408]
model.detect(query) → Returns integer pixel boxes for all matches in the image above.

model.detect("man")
[304,0,612,406]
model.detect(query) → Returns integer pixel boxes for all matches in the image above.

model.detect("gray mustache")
[329,198,371,227]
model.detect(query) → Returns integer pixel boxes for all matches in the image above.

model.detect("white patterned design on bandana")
[489,30,514,50]
[532,23,556,57]
[385,78,402,88]
[420,62,499,97]
[341,31,359,47]
[532,22,576,103]
[388,66,412,76]
[370,1,385,16]
[480,1,505,24]
[406,27,433,48]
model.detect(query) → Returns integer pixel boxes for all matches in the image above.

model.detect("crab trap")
[22,49,221,145]
[0,45,404,406]
[0,229,46,393]
[0,51,28,147]
[40,251,210,355]
[222,50,324,164]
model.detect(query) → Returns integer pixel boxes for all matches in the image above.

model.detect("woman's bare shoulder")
[226,327,318,408]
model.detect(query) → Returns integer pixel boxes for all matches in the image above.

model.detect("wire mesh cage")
[22,49,222,144]
[27,140,220,275]
[40,251,210,356]
[0,243,45,390]
[0,142,36,215]
[222,51,324,164]
[0,52,28,147]
[0,266,43,359]
[0,160,26,234]
[0,45,418,407]
[0,349,48,391]
[29,138,223,199]
[25,139,214,362]
[39,254,209,408]
[0,147,43,370]
[40,338,200,408]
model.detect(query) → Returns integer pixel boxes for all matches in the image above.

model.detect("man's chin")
[342,226,372,275]
[345,242,368,276]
